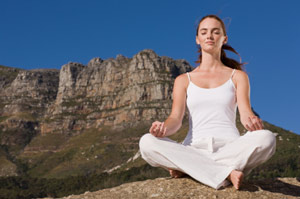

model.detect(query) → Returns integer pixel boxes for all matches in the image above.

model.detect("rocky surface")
[0,50,193,177]
[43,49,192,134]
[0,69,59,117]
[0,68,59,150]
[1,49,192,138]
[46,177,300,199]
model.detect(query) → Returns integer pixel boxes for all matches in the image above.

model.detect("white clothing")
[140,130,276,189]
[183,69,240,145]
[139,69,276,189]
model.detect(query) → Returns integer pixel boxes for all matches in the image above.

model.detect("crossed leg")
[169,169,243,189]
[139,130,276,190]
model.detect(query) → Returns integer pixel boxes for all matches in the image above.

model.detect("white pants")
[139,129,276,190]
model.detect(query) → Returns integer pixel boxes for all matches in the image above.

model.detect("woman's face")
[196,17,227,53]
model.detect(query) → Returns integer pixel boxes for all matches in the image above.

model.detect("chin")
[202,48,218,54]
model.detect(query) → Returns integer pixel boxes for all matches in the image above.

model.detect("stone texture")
[0,49,192,139]
[0,68,59,155]
[45,177,300,199]
[1,69,59,116]
[0,50,192,176]
[43,49,192,134]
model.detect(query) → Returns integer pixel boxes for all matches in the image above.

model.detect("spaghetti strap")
[186,72,191,82]
[230,69,236,79]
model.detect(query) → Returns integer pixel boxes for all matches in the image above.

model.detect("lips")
[206,41,214,44]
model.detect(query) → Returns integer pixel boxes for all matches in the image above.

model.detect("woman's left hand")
[242,115,264,131]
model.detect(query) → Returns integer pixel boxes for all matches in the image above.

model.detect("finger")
[156,122,163,134]
[157,123,164,137]
[251,117,262,130]
[245,124,252,131]
[249,116,260,130]
[156,122,162,129]
[149,123,156,134]
[252,116,261,130]
[255,121,263,130]
[151,123,160,136]
[156,124,164,137]
[163,127,167,136]
[149,125,154,133]
[160,122,164,132]
[155,125,160,137]
[245,117,254,131]
[155,125,160,134]
[252,119,260,130]
[258,118,264,129]
[157,126,164,137]
[246,121,255,131]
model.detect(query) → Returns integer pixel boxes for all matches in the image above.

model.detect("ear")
[223,36,228,44]
[196,36,200,45]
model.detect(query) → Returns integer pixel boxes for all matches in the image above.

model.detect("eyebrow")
[199,28,221,31]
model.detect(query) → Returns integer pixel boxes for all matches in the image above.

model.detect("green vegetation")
[246,123,300,180]
[0,116,9,123]
[62,99,81,107]
[10,112,36,121]
[18,124,150,179]
[24,133,69,151]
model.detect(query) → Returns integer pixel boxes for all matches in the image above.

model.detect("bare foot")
[169,169,185,178]
[227,170,244,190]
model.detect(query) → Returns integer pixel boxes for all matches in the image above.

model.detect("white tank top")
[182,69,240,146]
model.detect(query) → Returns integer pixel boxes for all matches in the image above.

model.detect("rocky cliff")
[0,50,192,177]
[42,49,192,134]
[1,50,192,136]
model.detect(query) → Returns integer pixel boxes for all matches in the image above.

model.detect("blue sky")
[1,0,300,134]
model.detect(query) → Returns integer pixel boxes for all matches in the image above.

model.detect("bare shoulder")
[233,70,250,88]
[233,70,249,81]
[174,72,189,90]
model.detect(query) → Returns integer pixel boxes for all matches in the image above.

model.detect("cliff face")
[1,69,59,116]
[0,68,59,152]
[0,50,192,177]
[42,49,192,134]
[0,50,192,139]
[0,66,60,175]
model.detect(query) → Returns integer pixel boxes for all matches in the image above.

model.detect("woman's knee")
[252,129,276,150]
[139,133,157,152]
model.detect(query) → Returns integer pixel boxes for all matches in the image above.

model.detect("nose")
[207,32,213,40]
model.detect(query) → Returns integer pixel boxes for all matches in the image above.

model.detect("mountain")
[0,49,192,178]
[0,49,299,199]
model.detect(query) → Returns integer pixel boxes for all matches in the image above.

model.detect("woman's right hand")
[149,121,167,137]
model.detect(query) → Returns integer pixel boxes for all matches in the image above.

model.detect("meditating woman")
[139,14,276,190]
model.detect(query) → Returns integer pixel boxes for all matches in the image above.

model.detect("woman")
[139,14,276,190]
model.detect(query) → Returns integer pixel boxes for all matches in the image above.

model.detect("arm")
[235,70,264,131]
[149,74,188,137]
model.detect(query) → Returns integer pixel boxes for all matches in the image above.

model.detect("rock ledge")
[46,177,300,199]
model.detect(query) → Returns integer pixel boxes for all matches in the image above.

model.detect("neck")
[198,50,223,71]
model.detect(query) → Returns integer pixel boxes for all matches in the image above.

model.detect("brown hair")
[195,14,246,70]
